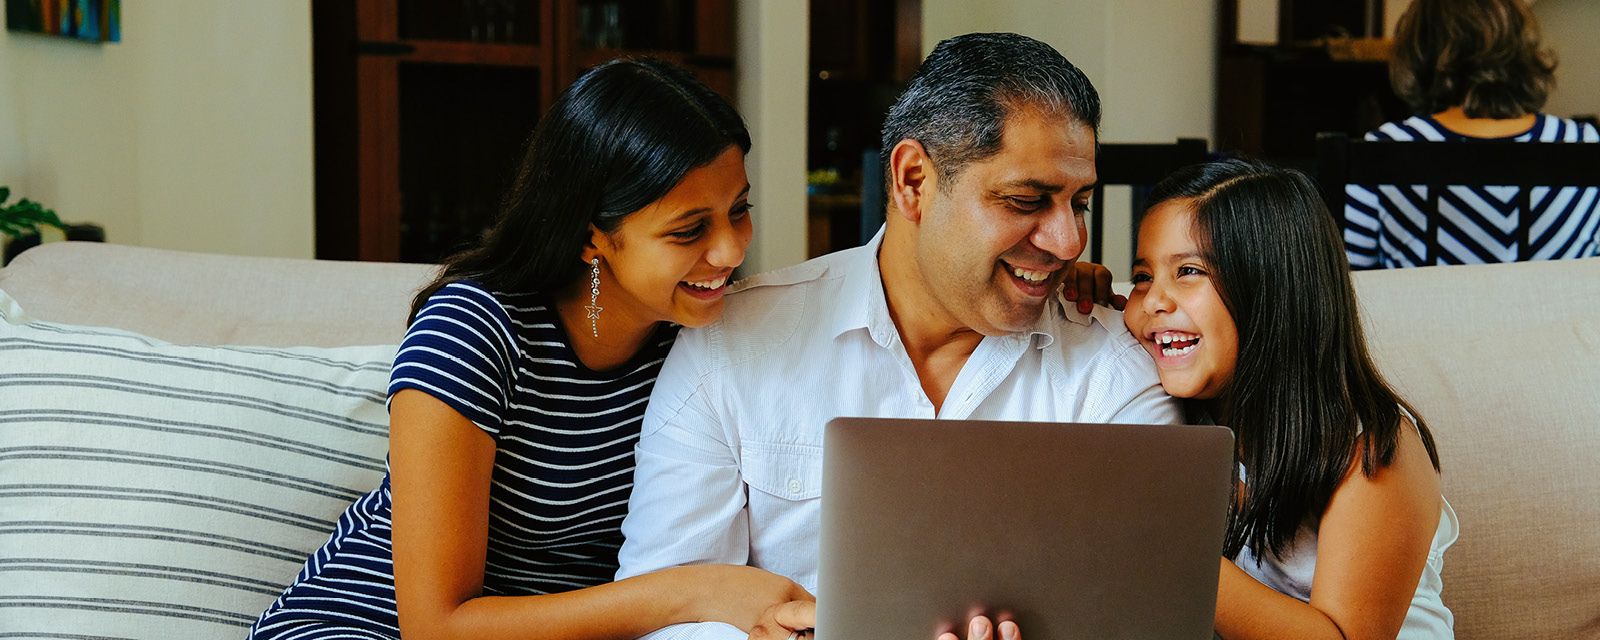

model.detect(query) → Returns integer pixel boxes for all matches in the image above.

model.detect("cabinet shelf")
[314,0,736,263]
[401,40,549,67]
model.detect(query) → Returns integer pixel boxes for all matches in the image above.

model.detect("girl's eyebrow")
[1132,251,1204,269]
[663,185,752,226]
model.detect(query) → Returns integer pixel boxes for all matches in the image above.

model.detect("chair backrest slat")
[1315,132,1600,266]
[1089,138,1208,264]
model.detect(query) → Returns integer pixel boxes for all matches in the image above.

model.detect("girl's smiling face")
[1125,199,1238,400]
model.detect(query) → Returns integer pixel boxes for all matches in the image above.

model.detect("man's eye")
[1007,196,1044,211]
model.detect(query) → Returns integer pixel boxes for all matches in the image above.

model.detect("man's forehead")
[979,119,1099,191]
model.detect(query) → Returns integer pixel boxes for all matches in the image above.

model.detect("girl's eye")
[1129,272,1152,284]
[1177,265,1206,277]
[731,203,752,221]
[670,222,708,240]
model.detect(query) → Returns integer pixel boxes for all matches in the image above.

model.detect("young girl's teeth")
[1156,331,1200,356]
[1011,266,1050,284]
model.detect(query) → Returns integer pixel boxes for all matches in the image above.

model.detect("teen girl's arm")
[389,389,809,640]
[1214,417,1442,640]
[1061,261,1126,313]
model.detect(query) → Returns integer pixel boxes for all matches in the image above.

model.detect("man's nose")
[1032,204,1086,262]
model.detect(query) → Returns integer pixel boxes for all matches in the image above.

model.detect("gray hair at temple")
[880,32,1101,191]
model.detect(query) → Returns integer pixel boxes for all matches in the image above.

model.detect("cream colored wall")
[0,1,314,258]
[1532,0,1600,119]
[922,0,1217,272]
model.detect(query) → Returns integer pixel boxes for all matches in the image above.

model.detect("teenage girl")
[249,59,811,640]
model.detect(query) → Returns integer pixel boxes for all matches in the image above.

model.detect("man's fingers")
[771,599,816,631]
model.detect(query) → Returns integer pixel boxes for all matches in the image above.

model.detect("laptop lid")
[816,418,1234,639]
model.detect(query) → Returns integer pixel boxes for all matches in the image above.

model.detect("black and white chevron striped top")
[1343,114,1600,269]
[250,281,677,639]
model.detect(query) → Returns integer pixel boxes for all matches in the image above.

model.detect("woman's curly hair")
[1389,0,1556,119]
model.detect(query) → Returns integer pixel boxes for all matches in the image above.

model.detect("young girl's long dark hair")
[409,58,751,321]
[1144,158,1441,560]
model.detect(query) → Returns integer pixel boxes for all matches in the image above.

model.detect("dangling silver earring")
[585,258,603,338]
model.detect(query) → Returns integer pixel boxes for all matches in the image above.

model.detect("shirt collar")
[830,225,1069,351]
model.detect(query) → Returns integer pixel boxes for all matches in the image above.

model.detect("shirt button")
[788,478,803,494]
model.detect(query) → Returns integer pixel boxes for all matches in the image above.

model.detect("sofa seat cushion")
[0,290,395,639]
[1371,315,1600,639]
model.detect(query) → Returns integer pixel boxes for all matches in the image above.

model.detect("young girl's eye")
[1177,265,1206,277]
[731,203,752,221]
[1129,272,1152,284]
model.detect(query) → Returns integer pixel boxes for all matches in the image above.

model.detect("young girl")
[1122,159,1459,639]
[249,59,810,640]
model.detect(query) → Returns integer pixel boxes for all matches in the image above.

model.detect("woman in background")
[249,59,811,640]
[1128,159,1457,639]
[1344,0,1600,268]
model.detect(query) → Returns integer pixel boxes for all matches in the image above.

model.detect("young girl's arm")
[1214,417,1442,640]
[389,389,811,640]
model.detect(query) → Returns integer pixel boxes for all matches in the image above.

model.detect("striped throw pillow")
[0,290,395,638]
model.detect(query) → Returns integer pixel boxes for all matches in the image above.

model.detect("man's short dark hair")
[881,32,1101,189]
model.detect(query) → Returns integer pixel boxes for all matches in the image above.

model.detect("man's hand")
[1061,261,1125,313]
[747,599,815,640]
[937,615,1019,640]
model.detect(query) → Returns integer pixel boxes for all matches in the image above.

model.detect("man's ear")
[888,139,936,223]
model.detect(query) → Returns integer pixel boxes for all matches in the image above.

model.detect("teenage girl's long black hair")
[408,58,751,322]
[1143,158,1441,560]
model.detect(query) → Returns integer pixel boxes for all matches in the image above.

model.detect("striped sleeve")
[389,282,518,436]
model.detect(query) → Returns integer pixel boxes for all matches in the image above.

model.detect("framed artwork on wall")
[5,0,121,43]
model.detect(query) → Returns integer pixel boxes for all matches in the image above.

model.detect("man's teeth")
[1156,331,1201,357]
[684,275,728,290]
[1011,266,1051,284]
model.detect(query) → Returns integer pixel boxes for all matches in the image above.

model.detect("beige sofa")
[0,241,1595,639]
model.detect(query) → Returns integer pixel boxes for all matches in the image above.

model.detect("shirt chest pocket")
[741,442,824,502]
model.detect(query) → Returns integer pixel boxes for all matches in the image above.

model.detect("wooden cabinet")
[805,0,920,258]
[314,0,734,263]
[1214,0,1408,168]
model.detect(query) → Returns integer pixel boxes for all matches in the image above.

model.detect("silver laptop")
[816,418,1234,640]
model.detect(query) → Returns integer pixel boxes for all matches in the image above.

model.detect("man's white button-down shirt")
[617,233,1182,640]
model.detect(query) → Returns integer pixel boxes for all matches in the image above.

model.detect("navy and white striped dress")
[1343,114,1600,269]
[249,281,677,639]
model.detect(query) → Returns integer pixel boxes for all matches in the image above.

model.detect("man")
[617,33,1181,640]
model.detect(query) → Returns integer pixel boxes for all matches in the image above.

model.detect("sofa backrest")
[0,242,438,347]
[1352,257,1600,640]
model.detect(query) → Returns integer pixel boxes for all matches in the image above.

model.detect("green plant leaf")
[0,187,10,204]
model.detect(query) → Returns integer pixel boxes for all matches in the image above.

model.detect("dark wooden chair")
[1090,138,1209,264]
[1315,131,1600,265]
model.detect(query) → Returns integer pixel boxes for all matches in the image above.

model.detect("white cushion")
[0,289,395,638]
